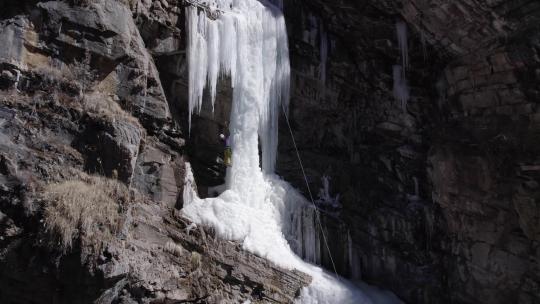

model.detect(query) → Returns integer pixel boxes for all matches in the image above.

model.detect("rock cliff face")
[0,0,539,304]
[276,0,540,303]
[0,1,309,303]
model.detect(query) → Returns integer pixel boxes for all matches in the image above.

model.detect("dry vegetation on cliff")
[41,174,129,253]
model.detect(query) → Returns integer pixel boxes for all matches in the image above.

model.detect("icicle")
[186,5,224,130]
[393,65,409,112]
[196,12,209,112]
[186,6,200,132]
[396,20,408,69]
[289,203,316,264]
[207,20,220,111]
[302,206,321,264]
[219,14,237,85]
[289,204,321,265]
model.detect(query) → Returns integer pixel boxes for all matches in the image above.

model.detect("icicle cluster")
[289,204,321,264]
[186,0,289,174]
[186,1,237,129]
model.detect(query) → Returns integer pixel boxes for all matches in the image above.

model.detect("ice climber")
[219,132,231,167]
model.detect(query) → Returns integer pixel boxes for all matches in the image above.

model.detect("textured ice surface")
[183,1,403,303]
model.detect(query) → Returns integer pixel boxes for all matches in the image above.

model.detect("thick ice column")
[260,5,290,174]
[225,3,266,202]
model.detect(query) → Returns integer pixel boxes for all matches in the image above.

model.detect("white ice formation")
[182,1,403,303]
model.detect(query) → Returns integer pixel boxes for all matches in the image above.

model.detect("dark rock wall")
[126,0,540,302]
[276,0,443,301]
[276,0,540,303]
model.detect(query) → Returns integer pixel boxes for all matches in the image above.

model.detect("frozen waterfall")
[182,1,402,303]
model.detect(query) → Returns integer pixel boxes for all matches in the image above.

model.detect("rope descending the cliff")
[281,104,341,280]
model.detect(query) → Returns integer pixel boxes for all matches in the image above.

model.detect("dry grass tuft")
[41,175,129,253]
[83,93,142,127]
[190,251,202,271]
[164,241,186,257]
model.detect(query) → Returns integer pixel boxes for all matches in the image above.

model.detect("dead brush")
[83,92,141,127]
[41,174,129,257]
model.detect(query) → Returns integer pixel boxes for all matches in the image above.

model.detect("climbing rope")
[281,104,341,280]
